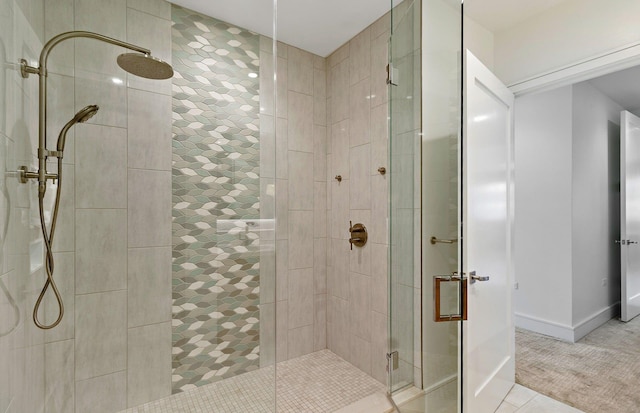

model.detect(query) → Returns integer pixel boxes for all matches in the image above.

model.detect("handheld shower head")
[74,104,99,123]
[117,53,174,80]
[57,105,100,152]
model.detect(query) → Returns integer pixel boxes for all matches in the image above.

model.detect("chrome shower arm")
[23,30,151,78]
[20,31,151,194]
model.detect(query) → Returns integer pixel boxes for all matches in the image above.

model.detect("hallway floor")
[516,315,640,413]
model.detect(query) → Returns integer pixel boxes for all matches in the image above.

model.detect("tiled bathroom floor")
[120,352,580,413]
[397,384,585,413]
[120,350,385,413]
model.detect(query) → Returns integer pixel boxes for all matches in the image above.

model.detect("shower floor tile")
[120,350,386,413]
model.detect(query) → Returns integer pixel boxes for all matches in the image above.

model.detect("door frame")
[509,40,640,96]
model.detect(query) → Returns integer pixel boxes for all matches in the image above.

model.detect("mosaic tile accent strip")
[171,5,262,393]
[119,350,386,413]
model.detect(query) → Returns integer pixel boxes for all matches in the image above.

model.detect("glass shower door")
[389,0,462,411]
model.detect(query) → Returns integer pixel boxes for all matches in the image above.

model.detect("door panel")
[621,111,640,322]
[463,51,514,413]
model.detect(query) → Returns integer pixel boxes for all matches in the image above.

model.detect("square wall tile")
[371,243,388,315]
[287,91,313,152]
[288,268,314,329]
[331,120,350,181]
[288,211,314,269]
[128,169,171,247]
[349,78,371,148]
[314,237,327,294]
[349,272,372,340]
[314,182,327,237]
[288,325,314,359]
[288,151,314,210]
[276,239,288,301]
[75,70,127,128]
[51,168,74,253]
[75,0,126,39]
[45,0,74,76]
[349,27,371,85]
[44,253,74,343]
[127,322,172,407]
[313,125,327,182]
[128,247,171,327]
[260,302,276,368]
[330,60,349,123]
[288,46,313,95]
[44,339,74,413]
[276,119,288,179]
[350,143,371,210]
[75,123,127,208]
[276,300,288,362]
[314,294,327,350]
[127,0,171,21]
[128,89,172,170]
[276,179,288,240]
[314,70,327,126]
[75,371,126,413]
[126,8,172,95]
[75,209,126,294]
[75,291,127,380]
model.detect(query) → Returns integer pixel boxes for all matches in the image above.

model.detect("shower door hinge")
[386,351,399,371]
[387,63,398,86]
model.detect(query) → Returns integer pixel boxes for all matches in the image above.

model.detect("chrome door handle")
[469,271,489,284]
[629,240,638,245]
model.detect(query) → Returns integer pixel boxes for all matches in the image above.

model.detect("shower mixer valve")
[348,221,368,250]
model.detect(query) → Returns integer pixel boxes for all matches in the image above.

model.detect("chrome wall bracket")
[19,58,40,78]
[18,166,57,184]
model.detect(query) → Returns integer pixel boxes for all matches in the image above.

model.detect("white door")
[621,111,640,322]
[463,51,515,413]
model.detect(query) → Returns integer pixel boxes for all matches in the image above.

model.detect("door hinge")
[386,351,399,371]
[386,63,398,86]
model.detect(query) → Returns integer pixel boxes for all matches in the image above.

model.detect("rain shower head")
[57,105,100,152]
[117,53,174,80]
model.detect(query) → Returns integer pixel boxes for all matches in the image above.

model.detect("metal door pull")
[469,271,489,284]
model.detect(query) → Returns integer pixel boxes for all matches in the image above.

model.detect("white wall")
[494,0,640,85]
[514,87,574,336]
[514,82,623,341]
[571,82,622,332]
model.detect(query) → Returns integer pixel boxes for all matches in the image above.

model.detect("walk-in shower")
[18,31,174,329]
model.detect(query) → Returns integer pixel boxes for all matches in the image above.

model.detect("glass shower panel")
[389,0,422,395]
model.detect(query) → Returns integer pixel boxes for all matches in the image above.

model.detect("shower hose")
[33,158,64,329]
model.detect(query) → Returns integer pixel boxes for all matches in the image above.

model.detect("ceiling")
[168,0,398,57]
[167,0,579,57]
[589,65,640,111]
[466,0,573,32]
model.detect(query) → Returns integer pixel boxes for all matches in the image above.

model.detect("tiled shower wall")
[40,0,173,411]
[171,6,263,392]
[326,14,391,384]
[0,1,46,412]
[267,41,329,363]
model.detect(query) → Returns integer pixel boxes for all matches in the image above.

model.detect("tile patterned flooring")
[397,384,585,413]
[121,350,581,413]
[495,384,585,413]
[120,350,385,413]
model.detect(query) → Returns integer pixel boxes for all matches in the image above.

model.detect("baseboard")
[515,313,574,341]
[572,302,620,341]
[516,302,620,342]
